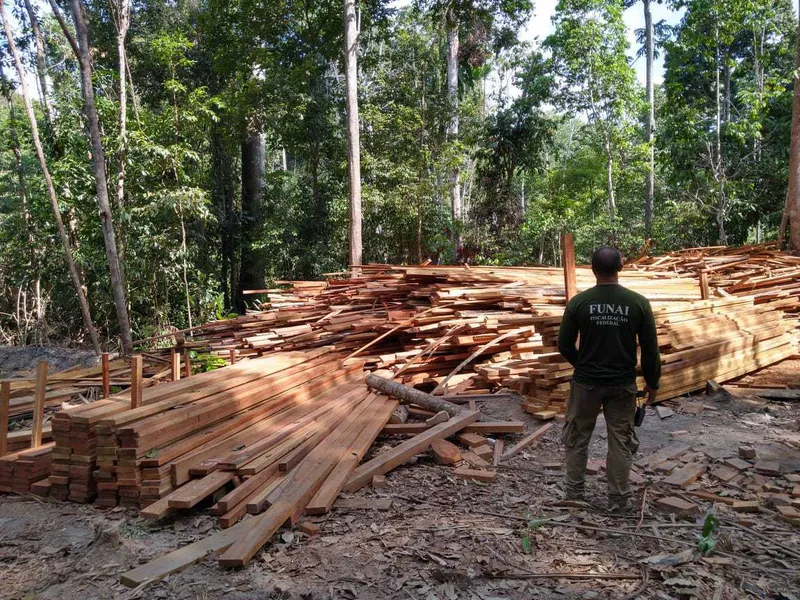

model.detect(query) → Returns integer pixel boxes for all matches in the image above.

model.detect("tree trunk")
[1,3,101,355]
[786,4,800,252]
[603,132,616,219]
[365,374,465,418]
[446,15,461,257]
[22,0,53,126]
[69,0,133,354]
[236,128,266,311]
[714,28,727,245]
[643,0,654,234]
[344,0,362,272]
[113,0,131,265]
[211,128,237,308]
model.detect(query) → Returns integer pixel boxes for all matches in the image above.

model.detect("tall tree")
[546,0,638,220]
[344,0,362,270]
[67,0,133,353]
[445,6,460,249]
[784,2,800,251]
[416,0,533,254]
[111,0,131,260]
[643,0,655,234]
[21,0,53,125]
[1,1,101,354]
[237,124,266,310]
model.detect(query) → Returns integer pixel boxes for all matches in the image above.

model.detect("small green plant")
[698,511,719,556]
[189,350,227,372]
[521,517,549,554]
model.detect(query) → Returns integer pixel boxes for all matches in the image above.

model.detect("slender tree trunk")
[177,197,193,329]
[22,0,53,126]
[344,0,362,271]
[69,0,133,353]
[237,128,266,311]
[785,4,800,252]
[1,3,101,354]
[714,28,727,245]
[603,132,616,219]
[446,13,461,257]
[643,0,654,234]
[113,0,131,266]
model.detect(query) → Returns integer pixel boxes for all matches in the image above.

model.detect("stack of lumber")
[632,242,800,323]
[475,296,796,417]
[130,249,797,420]
[0,443,53,493]
[42,349,347,507]
[119,378,531,582]
[51,399,128,502]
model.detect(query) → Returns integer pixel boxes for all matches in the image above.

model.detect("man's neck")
[595,275,619,286]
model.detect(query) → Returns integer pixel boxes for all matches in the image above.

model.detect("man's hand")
[644,384,658,405]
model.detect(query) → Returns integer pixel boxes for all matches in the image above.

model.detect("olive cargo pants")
[562,381,639,501]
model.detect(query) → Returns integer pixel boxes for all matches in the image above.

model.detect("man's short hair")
[591,246,623,276]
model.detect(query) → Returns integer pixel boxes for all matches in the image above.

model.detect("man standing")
[557,246,661,513]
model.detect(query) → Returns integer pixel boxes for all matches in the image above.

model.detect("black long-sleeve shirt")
[557,283,661,389]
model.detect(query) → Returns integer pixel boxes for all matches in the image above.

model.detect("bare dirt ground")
[0,346,99,379]
[2,360,800,600]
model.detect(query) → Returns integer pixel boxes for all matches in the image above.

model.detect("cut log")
[430,439,461,465]
[388,405,409,424]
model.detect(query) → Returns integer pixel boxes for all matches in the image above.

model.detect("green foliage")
[0,0,796,347]
[189,350,227,372]
[698,510,720,555]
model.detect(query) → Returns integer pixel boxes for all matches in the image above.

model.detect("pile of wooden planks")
[0,443,53,494]
[632,242,800,324]
[119,376,530,583]
[478,296,797,418]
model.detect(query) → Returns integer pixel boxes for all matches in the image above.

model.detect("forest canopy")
[0,0,798,350]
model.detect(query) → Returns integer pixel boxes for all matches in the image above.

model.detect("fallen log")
[724,386,800,401]
[365,374,467,418]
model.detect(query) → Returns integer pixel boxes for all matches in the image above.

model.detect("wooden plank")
[167,471,235,509]
[101,352,110,398]
[305,396,396,515]
[171,349,181,382]
[216,465,279,513]
[344,410,480,493]
[0,381,9,457]
[120,521,246,586]
[245,473,286,514]
[492,439,503,466]
[561,233,577,301]
[183,349,192,378]
[663,463,706,488]
[454,467,496,482]
[218,393,377,567]
[31,361,47,449]
[500,423,553,460]
[130,355,143,409]
[334,498,392,511]
[699,271,710,300]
